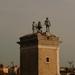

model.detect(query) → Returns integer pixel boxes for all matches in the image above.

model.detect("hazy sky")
[0,0,75,67]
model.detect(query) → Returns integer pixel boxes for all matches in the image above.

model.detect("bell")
[37,21,42,30]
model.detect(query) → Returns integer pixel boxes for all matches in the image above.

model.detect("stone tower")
[17,31,62,75]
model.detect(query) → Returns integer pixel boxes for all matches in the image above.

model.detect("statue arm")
[49,20,51,26]
[44,20,47,25]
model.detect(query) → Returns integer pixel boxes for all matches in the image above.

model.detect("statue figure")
[32,21,36,33]
[37,21,42,32]
[44,17,51,32]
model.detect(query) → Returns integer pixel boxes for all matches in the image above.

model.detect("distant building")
[3,67,8,74]
[0,64,20,75]
[0,64,5,75]
[60,67,75,75]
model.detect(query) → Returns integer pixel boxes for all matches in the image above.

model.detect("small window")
[46,57,49,62]
[47,37,49,39]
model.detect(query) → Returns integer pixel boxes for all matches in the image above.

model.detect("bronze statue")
[44,17,51,32]
[32,21,36,33]
[32,18,51,33]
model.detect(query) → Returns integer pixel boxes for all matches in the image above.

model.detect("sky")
[0,0,75,67]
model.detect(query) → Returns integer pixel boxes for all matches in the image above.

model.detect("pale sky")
[0,0,75,67]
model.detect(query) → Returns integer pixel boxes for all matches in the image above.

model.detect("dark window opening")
[47,37,49,39]
[46,57,49,62]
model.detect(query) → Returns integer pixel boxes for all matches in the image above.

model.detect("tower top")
[17,32,62,46]
[19,32,55,39]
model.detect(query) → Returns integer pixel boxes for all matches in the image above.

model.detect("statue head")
[46,17,48,20]
[33,21,35,24]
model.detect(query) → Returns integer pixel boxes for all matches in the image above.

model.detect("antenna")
[68,61,73,69]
